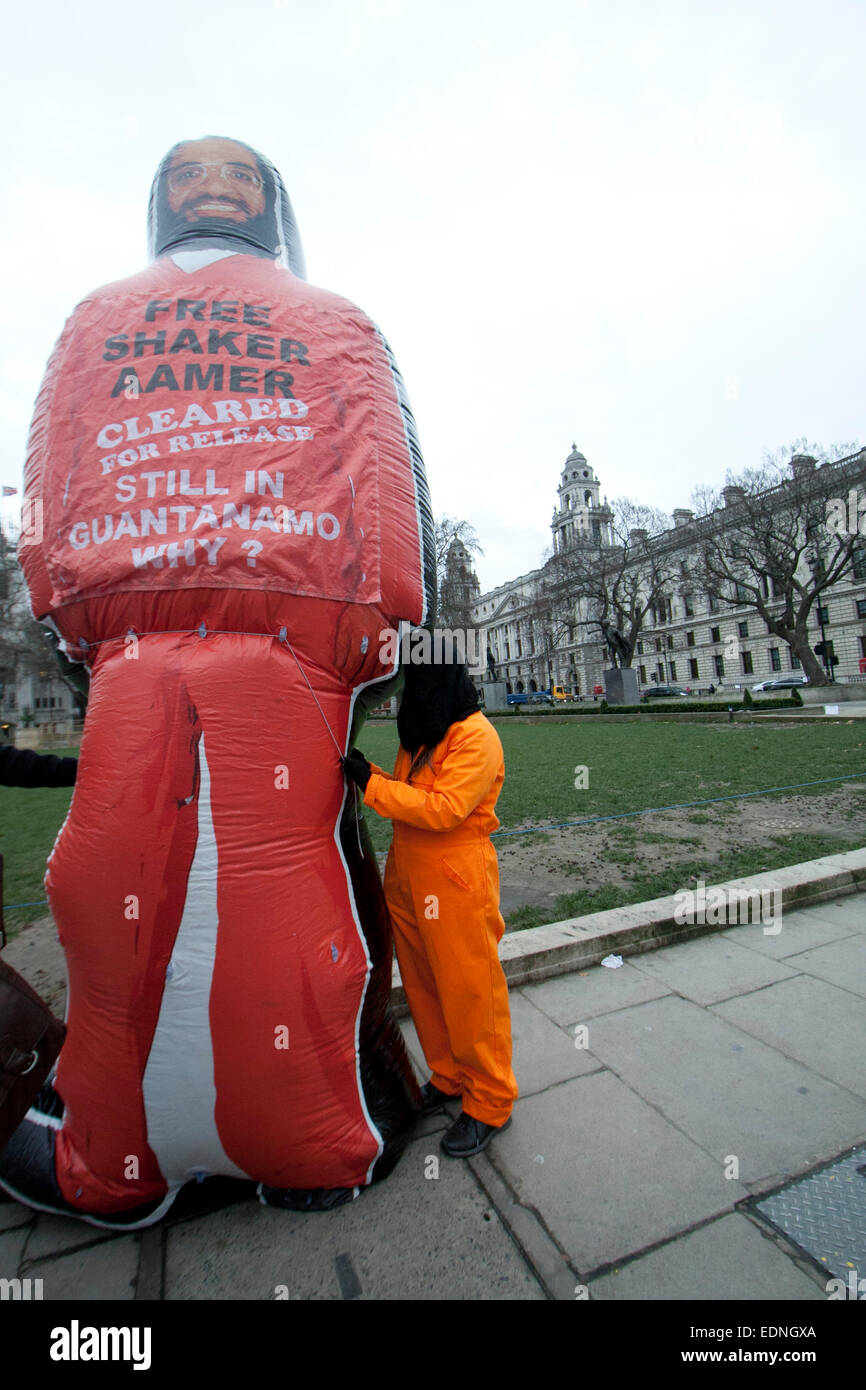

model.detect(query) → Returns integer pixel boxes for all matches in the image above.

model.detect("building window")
[817,605,829,625]
[737,621,748,638]
[769,647,781,671]
[735,583,749,603]
[714,655,725,679]
[657,662,665,681]
[710,626,721,644]
[741,651,753,675]
[790,651,802,669]
[667,636,674,650]
[860,638,866,660]
[655,638,663,653]
[853,548,866,580]
[639,665,647,684]
[686,631,695,647]
[856,600,866,618]
[637,640,644,655]
[708,592,720,614]
[683,594,694,616]
[689,658,699,679]
[669,662,677,681]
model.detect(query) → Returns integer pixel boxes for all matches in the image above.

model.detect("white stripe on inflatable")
[142,732,248,1184]
[170,248,237,272]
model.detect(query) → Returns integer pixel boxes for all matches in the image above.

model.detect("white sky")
[1,0,863,591]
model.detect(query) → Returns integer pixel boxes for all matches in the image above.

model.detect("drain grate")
[753,1146,866,1281]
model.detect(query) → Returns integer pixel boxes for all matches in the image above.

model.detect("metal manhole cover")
[753,1146,866,1280]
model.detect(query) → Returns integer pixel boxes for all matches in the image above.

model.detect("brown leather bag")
[0,855,66,1153]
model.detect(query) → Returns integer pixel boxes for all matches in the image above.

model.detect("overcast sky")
[1,0,863,591]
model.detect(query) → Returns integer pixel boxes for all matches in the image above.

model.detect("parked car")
[643,685,690,698]
[751,676,809,692]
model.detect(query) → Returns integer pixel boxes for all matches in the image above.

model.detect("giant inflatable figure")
[3,137,435,1226]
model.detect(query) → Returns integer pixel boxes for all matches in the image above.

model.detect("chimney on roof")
[790,454,817,478]
[672,508,694,527]
[722,485,746,507]
[629,527,648,546]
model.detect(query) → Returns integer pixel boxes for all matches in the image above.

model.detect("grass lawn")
[2,721,865,928]
[359,716,866,846]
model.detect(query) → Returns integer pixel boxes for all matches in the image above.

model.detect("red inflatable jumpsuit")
[365,710,518,1127]
[3,137,434,1224]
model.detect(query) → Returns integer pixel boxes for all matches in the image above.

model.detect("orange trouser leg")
[385,837,518,1126]
[385,852,462,1097]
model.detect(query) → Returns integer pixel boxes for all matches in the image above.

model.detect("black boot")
[440,1112,512,1158]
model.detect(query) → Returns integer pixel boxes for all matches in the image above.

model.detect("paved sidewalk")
[1,891,864,1301]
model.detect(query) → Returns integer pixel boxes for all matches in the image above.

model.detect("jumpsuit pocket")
[440,857,473,892]
[439,850,487,896]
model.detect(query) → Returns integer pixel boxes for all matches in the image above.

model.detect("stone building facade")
[469,445,866,696]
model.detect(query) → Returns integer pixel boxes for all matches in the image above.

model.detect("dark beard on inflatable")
[147,136,307,276]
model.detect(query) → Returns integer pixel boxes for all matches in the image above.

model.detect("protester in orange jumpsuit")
[343,645,518,1158]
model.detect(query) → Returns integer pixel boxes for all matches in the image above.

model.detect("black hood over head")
[147,135,307,276]
[397,636,480,756]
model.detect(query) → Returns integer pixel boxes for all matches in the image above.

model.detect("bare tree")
[0,527,88,718]
[536,497,675,667]
[689,442,865,686]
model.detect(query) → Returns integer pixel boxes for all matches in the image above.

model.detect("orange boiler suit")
[363,711,518,1127]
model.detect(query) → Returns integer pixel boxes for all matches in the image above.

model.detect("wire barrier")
[5,770,865,909]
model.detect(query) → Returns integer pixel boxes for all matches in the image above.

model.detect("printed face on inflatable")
[165,138,266,226]
[147,134,308,276]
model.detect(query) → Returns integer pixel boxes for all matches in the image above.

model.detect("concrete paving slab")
[509,991,601,1095]
[398,1018,428,1078]
[163,1134,545,1300]
[521,959,671,1026]
[470,1150,579,1300]
[796,897,866,934]
[25,1213,124,1261]
[588,1212,826,1301]
[781,935,866,996]
[625,933,799,1005]
[721,908,861,959]
[712,976,866,1099]
[24,1234,140,1300]
[486,1070,746,1273]
[0,1198,32,1234]
[585,996,866,1181]
[0,1224,29,1277]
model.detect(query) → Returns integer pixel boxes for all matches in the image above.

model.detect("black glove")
[342,749,372,790]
